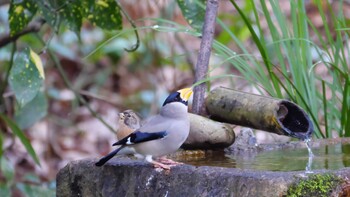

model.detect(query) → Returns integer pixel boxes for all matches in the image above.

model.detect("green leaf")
[15,91,47,129]
[60,0,84,34]
[36,0,84,34]
[0,115,40,166]
[36,0,122,35]
[35,1,60,32]
[177,0,206,31]
[29,48,45,79]
[8,0,38,36]
[9,47,44,107]
[86,0,122,30]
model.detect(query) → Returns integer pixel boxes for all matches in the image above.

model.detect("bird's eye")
[162,91,187,106]
[176,94,182,101]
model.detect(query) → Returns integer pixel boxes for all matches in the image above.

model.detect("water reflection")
[179,144,350,171]
[178,151,237,168]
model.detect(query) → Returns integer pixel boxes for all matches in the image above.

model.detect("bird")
[117,109,142,140]
[95,87,193,170]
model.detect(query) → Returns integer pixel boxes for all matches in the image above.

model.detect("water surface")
[180,144,350,171]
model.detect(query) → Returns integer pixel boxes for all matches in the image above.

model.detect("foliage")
[88,0,350,139]
[1,0,350,196]
[2,0,124,173]
[286,174,343,197]
[161,0,350,138]
[177,0,205,32]
[9,47,44,107]
[1,0,201,195]
[8,0,37,36]
[1,0,124,195]
[14,91,47,129]
[227,0,350,138]
[2,0,124,165]
[0,114,40,165]
[9,0,122,35]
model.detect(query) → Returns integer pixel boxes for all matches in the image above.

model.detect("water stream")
[304,138,314,174]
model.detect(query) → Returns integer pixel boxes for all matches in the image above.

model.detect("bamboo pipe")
[205,87,314,140]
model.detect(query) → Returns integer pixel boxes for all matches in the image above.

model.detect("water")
[304,138,314,173]
[179,143,350,171]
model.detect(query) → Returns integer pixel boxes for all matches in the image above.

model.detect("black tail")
[95,146,124,166]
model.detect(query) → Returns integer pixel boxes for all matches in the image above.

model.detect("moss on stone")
[286,174,343,197]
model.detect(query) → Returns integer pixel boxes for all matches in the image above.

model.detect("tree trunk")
[192,0,219,115]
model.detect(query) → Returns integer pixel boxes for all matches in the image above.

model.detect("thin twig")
[0,42,16,156]
[192,0,219,115]
[0,42,16,113]
[116,1,140,52]
[79,90,123,109]
[35,35,117,134]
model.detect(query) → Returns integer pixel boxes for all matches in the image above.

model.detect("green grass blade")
[316,0,336,53]
[191,74,240,88]
[230,0,282,97]
[322,80,329,138]
[0,131,3,158]
[341,77,350,136]
[0,114,40,166]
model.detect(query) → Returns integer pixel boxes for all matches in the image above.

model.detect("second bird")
[117,109,142,140]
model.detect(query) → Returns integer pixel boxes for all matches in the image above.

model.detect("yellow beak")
[178,87,193,101]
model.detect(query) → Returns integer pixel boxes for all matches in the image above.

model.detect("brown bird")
[117,110,142,140]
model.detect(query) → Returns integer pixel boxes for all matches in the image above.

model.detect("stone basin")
[56,138,350,197]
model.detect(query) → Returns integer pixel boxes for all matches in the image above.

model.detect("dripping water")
[304,138,314,174]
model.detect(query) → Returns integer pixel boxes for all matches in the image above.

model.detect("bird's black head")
[162,92,186,106]
[162,88,193,106]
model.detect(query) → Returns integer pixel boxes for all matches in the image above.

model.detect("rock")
[57,138,350,197]
[56,158,294,197]
[228,128,258,153]
[235,128,258,146]
[182,113,235,150]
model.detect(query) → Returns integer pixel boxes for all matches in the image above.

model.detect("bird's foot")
[151,160,173,170]
[157,156,183,165]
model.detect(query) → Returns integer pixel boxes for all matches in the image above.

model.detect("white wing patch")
[126,137,133,144]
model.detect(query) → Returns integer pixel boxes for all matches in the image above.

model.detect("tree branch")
[192,0,219,115]
[0,19,45,48]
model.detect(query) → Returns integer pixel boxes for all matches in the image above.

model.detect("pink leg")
[157,156,183,165]
[150,160,172,170]
[145,155,172,170]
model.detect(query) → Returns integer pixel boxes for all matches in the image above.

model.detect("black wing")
[113,131,167,146]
